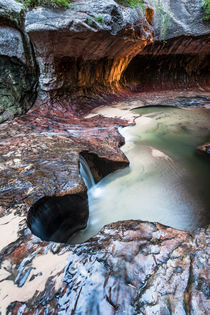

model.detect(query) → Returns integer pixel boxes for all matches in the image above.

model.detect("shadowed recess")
[80,150,129,183]
[27,192,89,243]
[122,54,210,91]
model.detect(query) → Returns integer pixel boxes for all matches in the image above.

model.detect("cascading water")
[80,156,95,189]
[71,106,210,244]
[28,106,210,245]
[27,157,94,244]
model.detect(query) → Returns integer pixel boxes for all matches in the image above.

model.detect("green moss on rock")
[202,0,210,20]
[17,0,71,9]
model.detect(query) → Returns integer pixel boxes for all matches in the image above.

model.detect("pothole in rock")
[27,153,127,243]
[27,192,89,243]
[28,105,210,245]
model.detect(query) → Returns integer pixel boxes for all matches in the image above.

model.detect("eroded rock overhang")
[24,0,210,102]
[24,0,153,97]
[123,34,210,91]
[122,0,210,91]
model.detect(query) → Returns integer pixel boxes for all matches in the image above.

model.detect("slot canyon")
[0,0,209,314]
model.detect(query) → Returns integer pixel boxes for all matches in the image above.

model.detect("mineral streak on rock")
[24,0,153,95]
[0,94,209,314]
[0,103,129,313]
[4,221,210,314]
[122,51,210,91]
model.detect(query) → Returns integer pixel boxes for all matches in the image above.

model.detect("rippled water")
[71,106,210,243]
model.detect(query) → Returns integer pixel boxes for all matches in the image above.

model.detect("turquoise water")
[72,106,210,243]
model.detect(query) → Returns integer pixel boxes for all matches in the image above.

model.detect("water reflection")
[71,107,210,243]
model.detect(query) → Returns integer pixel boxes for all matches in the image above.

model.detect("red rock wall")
[122,53,210,92]
[122,35,210,91]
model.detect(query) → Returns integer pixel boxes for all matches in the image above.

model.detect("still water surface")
[72,106,210,243]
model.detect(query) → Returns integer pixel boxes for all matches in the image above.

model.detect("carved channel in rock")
[27,192,89,243]
[27,151,128,243]
[71,105,210,244]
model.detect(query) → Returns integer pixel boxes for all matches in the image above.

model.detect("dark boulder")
[0,0,37,123]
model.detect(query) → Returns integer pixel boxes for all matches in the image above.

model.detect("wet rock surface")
[0,98,129,313]
[0,107,128,209]
[144,95,210,108]
[60,221,209,315]
[0,93,209,313]
[4,221,210,314]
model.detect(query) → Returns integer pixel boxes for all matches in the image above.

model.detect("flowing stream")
[72,106,210,244]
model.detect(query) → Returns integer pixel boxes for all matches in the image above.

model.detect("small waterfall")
[80,156,95,189]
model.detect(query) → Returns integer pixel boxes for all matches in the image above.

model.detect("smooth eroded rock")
[129,0,210,91]
[4,221,209,314]
[146,0,210,41]
[28,192,89,243]
[25,0,153,92]
[0,93,209,314]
